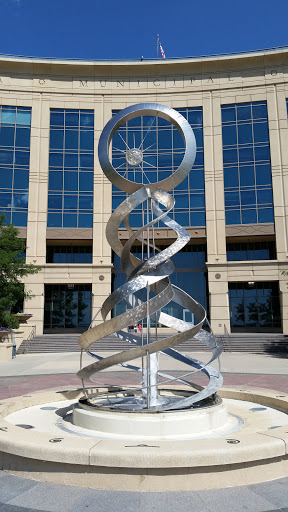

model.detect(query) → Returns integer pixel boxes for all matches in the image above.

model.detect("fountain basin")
[0,386,288,491]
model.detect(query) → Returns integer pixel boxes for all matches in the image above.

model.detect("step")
[18,332,288,355]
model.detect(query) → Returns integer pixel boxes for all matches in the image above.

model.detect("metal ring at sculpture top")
[98,103,197,194]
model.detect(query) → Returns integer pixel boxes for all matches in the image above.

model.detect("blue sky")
[0,0,287,60]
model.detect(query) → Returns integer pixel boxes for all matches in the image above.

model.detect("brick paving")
[0,371,288,400]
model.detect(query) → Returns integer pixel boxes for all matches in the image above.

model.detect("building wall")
[0,50,288,334]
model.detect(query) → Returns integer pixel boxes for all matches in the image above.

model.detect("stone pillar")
[266,84,288,261]
[267,84,288,333]
[279,277,288,335]
[92,98,113,324]
[203,92,230,334]
[24,96,50,334]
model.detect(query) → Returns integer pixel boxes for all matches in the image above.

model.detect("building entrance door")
[44,284,92,333]
[229,281,281,333]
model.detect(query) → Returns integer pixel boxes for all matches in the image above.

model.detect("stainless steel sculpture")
[77,103,223,411]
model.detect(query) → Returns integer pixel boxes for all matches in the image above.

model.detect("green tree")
[0,214,40,329]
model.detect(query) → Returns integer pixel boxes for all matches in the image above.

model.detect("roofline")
[0,45,287,67]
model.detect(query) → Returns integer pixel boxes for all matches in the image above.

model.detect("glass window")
[238,123,253,144]
[63,213,77,227]
[65,111,79,127]
[48,194,62,210]
[242,208,257,224]
[0,106,31,226]
[222,101,273,226]
[44,284,92,330]
[49,171,63,191]
[64,171,78,191]
[14,169,29,189]
[1,108,16,124]
[221,106,236,123]
[65,130,78,150]
[253,122,269,143]
[15,128,30,148]
[0,168,12,188]
[227,241,276,261]
[14,151,30,166]
[46,245,92,264]
[0,126,15,146]
[16,110,31,126]
[48,109,94,228]
[79,172,93,191]
[50,110,64,127]
[229,281,281,332]
[50,130,64,150]
[225,209,241,225]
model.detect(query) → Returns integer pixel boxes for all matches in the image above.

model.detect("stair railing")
[223,324,232,353]
[21,325,36,354]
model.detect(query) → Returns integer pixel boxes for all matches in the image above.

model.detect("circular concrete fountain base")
[0,386,288,491]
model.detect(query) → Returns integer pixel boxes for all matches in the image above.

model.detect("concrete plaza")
[0,350,287,511]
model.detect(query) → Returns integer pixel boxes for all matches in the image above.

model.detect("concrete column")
[203,92,230,334]
[266,84,288,261]
[24,96,50,334]
[267,84,288,334]
[92,98,112,324]
[207,266,230,335]
[279,276,288,334]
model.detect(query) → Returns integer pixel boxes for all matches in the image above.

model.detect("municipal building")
[1,47,288,337]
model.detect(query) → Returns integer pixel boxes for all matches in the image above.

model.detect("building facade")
[1,48,288,335]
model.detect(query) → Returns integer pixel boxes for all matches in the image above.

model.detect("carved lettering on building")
[8,64,288,92]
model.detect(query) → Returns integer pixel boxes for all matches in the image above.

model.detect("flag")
[159,42,166,59]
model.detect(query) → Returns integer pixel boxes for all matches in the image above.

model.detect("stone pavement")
[0,351,287,400]
[0,351,288,511]
[0,471,288,512]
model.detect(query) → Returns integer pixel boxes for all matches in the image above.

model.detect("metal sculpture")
[77,103,223,411]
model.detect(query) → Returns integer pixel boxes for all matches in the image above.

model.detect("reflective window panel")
[48,109,94,228]
[229,281,281,332]
[46,245,92,263]
[227,240,276,261]
[44,284,92,330]
[222,102,274,225]
[112,108,205,228]
[112,244,208,325]
[0,106,32,226]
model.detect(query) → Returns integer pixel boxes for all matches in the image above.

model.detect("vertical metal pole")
[146,196,158,408]
[146,197,150,408]
[141,197,146,402]
[157,34,159,59]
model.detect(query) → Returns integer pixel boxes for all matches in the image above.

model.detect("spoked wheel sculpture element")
[77,103,223,411]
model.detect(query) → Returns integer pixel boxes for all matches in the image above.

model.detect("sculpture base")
[73,393,239,439]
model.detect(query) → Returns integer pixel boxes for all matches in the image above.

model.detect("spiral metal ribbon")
[77,103,223,411]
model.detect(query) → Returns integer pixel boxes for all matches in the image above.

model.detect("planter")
[0,329,12,340]
[13,314,33,324]
[0,332,9,340]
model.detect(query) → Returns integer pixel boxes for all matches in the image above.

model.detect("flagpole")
[157,34,159,59]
